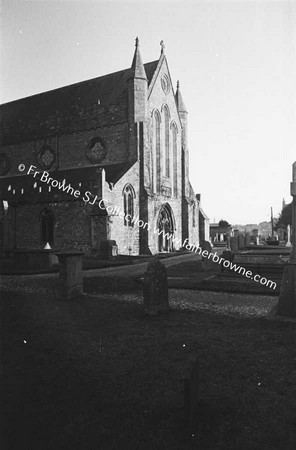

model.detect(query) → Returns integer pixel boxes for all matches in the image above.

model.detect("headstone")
[184,358,199,425]
[245,233,250,247]
[143,257,169,315]
[56,251,84,299]
[201,240,212,255]
[238,233,245,250]
[286,225,292,247]
[230,236,239,252]
[200,240,214,271]
[222,250,233,260]
[255,236,260,246]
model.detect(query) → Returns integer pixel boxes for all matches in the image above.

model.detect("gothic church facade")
[0,39,201,256]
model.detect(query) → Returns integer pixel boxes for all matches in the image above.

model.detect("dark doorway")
[157,204,175,252]
[40,209,54,245]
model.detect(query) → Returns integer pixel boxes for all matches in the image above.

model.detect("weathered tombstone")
[184,358,199,425]
[277,162,296,317]
[221,250,234,272]
[238,233,245,250]
[286,225,292,247]
[143,257,169,315]
[56,251,84,299]
[245,233,251,247]
[230,236,239,252]
[200,240,214,271]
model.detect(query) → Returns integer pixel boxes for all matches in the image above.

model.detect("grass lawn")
[1,271,296,449]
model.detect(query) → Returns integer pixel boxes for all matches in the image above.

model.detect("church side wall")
[14,201,92,253]
[102,162,140,255]
[1,122,130,178]
[1,118,137,255]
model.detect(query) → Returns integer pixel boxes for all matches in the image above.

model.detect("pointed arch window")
[40,208,54,244]
[193,203,196,227]
[123,184,135,227]
[153,111,161,193]
[163,105,170,177]
[171,122,178,197]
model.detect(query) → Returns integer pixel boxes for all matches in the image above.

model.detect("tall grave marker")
[277,162,296,316]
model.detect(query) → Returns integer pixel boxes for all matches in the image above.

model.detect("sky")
[1,0,296,225]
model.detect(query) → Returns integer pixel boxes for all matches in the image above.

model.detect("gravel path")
[0,251,277,318]
[88,289,277,318]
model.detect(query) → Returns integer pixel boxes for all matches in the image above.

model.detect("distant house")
[210,223,232,243]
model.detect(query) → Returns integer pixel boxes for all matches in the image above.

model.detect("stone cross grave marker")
[286,224,292,247]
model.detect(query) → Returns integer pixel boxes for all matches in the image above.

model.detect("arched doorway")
[157,204,175,253]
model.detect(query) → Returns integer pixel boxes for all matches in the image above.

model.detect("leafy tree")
[219,219,231,228]
[274,202,292,230]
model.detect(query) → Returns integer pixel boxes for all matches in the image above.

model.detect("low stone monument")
[277,162,296,317]
[143,257,169,315]
[56,251,84,300]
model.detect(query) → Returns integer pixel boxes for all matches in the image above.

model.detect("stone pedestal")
[56,251,84,299]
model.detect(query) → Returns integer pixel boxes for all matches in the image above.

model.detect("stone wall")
[14,200,92,253]
[1,123,130,179]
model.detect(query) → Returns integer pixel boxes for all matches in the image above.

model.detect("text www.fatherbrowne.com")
[22,164,277,291]
[180,240,277,291]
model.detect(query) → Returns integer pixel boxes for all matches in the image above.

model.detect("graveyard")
[1,248,296,449]
[1,162,296,449]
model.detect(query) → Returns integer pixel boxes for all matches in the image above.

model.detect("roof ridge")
[1,60,159,107]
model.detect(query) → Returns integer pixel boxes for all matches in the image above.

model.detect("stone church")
[0,39,204,257]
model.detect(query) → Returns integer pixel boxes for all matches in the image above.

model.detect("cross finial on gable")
[160,40,165,54]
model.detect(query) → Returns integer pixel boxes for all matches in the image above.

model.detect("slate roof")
[0,61,159,145]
